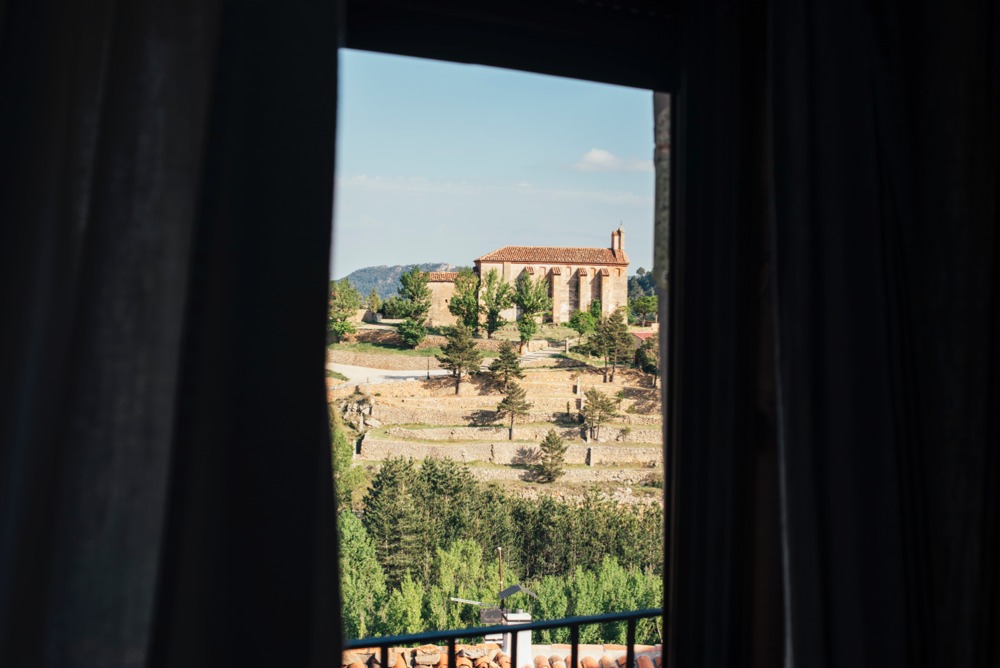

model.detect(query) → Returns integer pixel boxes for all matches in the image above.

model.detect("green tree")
[496,382,532,440]
[568,567,602,643]
[448,268,482,332]
[436,324,483,394]
[581,388,617,441]
[568,309,596,337]
[513,272,552,352]
[488,340,524,391]
[330,406,364,511]
[588,299,602,319]
[480,268,513,339]
[338,511,387,639]
[398,266,432,320]
[380,295,413,319]
[532,575,570,643]
[366,288,382,316]
[593,307,633,382]
[536,429,568,483]
[397,317,427,348]
[328,278,362,341]
[362,458,423,588]
[635,337,659,388]
[631,294,658,327]
[380,572,425,636]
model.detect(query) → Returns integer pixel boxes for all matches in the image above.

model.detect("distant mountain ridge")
[338,263,457,299]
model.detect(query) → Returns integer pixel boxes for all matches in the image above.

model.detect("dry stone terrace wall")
[383,426,662,445]
[358,437,663,467]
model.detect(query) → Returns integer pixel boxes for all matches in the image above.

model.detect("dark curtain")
[669,0,999,666]
[771,0,1000,665]
[0,1,342,666]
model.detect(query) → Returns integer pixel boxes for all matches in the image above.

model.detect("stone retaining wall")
[385,425,663,445]
[469,468,659,485]
[356,402,661,428]
[358,437,662,467]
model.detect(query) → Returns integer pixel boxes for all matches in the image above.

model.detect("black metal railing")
[343,608,663,668]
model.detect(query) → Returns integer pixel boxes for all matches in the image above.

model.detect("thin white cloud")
[572,148,653,173]
[336,174,651,206]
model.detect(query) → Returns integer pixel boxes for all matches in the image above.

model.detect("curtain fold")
[0,1,342,665]
[769,0,1000,665]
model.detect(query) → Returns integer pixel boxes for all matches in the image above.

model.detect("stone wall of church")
[426,281,458,326]
[476,261,628,325]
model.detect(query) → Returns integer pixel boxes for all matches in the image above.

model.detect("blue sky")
[332,50,655,278]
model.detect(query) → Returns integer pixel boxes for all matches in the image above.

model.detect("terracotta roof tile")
[475,246,629,265]
[426,271,458,282]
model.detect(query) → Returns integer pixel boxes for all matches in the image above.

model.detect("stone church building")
[425,226,630,326]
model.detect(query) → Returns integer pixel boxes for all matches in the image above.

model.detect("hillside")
[338,263,457,299]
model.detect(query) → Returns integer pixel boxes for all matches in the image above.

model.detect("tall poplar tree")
[448,268,482,332]
[513,272,552,352]
[480,268,514,338]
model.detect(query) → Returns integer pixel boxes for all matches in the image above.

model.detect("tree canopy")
[436,324,483,394]
[630,294,658,327]
[398,266,431,319]
[592,307,633,382]
[582,388,618,441]
[513,272,552,350]
[536,429,568,483]
[488,340,524,391]
[496,382,532,440]
[340,456,664,640]
[568,309,596,337]
[480,268,513,339]
[448,268,482,332]
[328,278,362,341]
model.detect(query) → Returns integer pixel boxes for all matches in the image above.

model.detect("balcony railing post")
[570,624,579,668]
[448,636,457,668]
[625,618,636,668]
[510,622,519,668]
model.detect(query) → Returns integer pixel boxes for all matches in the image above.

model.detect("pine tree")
[635,337,659,388]
[581,388,618,441]
[488,340,524,391]
[630,294,658,327]
[361,458,423,588]
[436,324,483,394]
[398,266,431,320]
[448,268,482,332]
[593,307,633,382]
[496,382,532,440]
[536,429,568,483]
[328,278,362,341]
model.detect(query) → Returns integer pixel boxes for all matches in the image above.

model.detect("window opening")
[327,49,668,666]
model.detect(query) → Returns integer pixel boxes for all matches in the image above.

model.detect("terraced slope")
[330,365,664,499]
